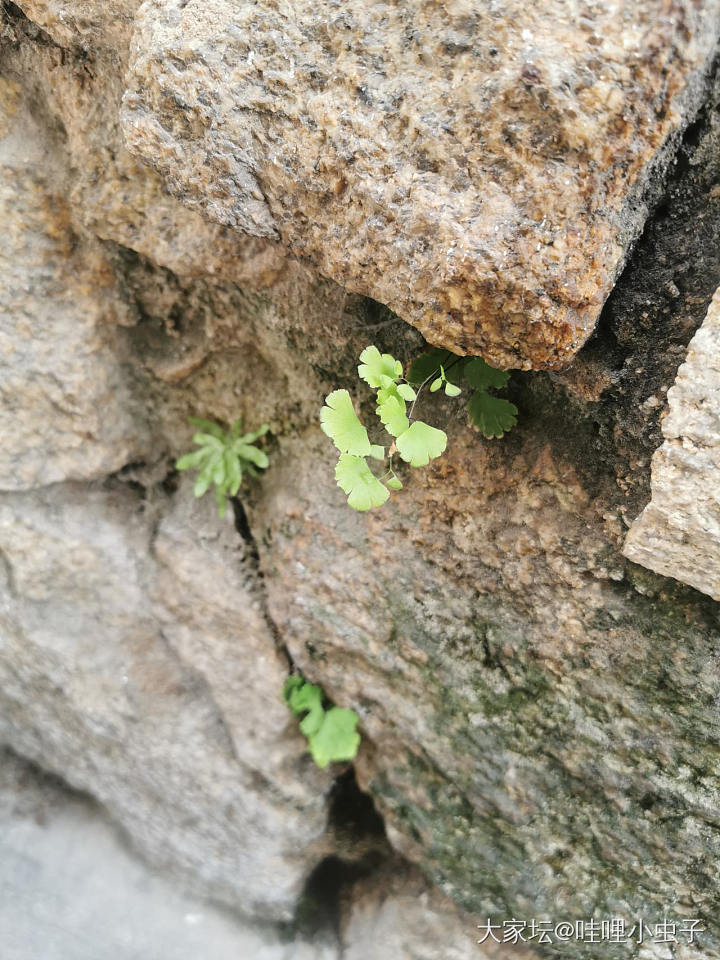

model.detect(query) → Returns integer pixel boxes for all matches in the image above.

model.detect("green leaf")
[282,676,305,704]
[407,348,453,385]
[225,449,242,496]
[175,449,210,471]
[308,707,361,769]
[235,443,269,469]
[178,416,270,516]
[396,421,447,467]
[239,424,270,444]
[194,463,215,498]
[396,383,416,401]
[189,418,227,440]
[287,681,325,738]
[358,346,403,388]
[386,474,403,491]
[467,392,518,438]
[193,432,223,449]
[320,389,372,456]
[444,382,462,397]
[430,377,443,393]
[335,454,389,511]
[376,395,409,438]
[287,680,323,717]
[369,444,385,461]
[463,358,510,391]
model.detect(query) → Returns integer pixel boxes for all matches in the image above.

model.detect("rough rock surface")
[342,860,531,960]
[2,2,720,959]
[624,287,720,599]
[0,70,150,490]
[0,480,332,919]
[123,0,720,368]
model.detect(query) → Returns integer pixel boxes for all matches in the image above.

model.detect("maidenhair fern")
[320,345,517,511]
[175,417,269,517]
[283,675,361,769]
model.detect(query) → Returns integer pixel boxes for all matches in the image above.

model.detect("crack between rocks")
[230,496,294,672]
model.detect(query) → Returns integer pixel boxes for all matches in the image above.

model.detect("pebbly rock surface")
[624,287,720,599]
[2,2,720,959]
[122,0,720,369]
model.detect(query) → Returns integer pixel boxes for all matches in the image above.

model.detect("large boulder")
[123,0,720,368]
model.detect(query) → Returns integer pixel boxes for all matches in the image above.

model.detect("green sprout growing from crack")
[175,418,269,517]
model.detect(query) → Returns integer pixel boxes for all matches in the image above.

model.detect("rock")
[12,0,141,57]
[123,0,720,368]
[0,69,150,491]
[623,288,720,599]
[4,1,720,956]
[342,861,533,960]
[3,4,288,288]
[0,748,338,960]
[249,421,720,956]
[0,480,332,920]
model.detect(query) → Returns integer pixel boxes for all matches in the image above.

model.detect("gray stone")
[0,480,332,921]
[123,0,720,368]
[624,287,720,600]
[0,749,337,960]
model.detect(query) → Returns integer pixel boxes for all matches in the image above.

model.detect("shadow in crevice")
[291,768,391,945]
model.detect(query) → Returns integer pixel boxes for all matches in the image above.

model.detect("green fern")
[175,417,269,517]
[283,675,361,769]
[320,345,517,511]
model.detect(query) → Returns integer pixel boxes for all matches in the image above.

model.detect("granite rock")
[342,860,533,960]
[123,0,720,368]
[623,287,720,599]
[0,748,338,960]
[0,70,150,491]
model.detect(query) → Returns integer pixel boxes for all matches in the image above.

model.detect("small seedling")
[283,675,361,769]
[175,417,269,517]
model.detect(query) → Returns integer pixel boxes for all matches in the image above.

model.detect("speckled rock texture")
[624,287,720,599]
[122,0,720,369]
[3,2,720,959]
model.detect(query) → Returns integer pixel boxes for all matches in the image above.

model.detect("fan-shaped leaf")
[377,395,410,438]
[320,390,372,456]
[308,707,361,769]
[396,421,447,467]
[468,392,518,437]
[335,455,389,511]
[358,346,403,388]
[464,358,510,391]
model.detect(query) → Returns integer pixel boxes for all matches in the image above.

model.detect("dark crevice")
[230,498,293,671]
[291,769,391,947]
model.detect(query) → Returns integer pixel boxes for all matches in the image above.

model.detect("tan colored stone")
[342,861,534,960]
[14,0,142,58]
[624,287,720,599]
[0,72,150,491]
[123,0,720,368]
